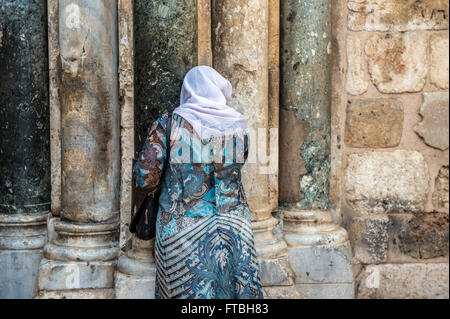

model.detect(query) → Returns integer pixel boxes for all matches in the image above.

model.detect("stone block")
[346,35,368,95]
[0,250,43,299]
[36,289,115,299]
[365,33,428,93]
[287,241,354,299]
[258,257,295,286]
[389,213,449,260]
[415,92,449,151]
[345,150,430,215]
[430,34,449,89]
[356,263,449,299]
[345,99,403,148]
[297,283,354,299]
[115,272,156,299]
[0,212,48,299]
[262,286,303,299]
[38,258,116,291]
[348,215,389,264]
[348,0,449,31]
[288,242,354,285]
[433,166,449,211]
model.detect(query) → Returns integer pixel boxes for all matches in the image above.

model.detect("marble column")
[280,0,353,298]
[212,0,299,299]
[37,0,120,298]
[0,0,50,299]
[115,0,198,299]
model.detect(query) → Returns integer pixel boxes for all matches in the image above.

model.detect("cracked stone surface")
[415,92,449,151]
[348,215,389,264]
[389,213,449,260]
[365,33,428,93]
[356,263,449,299]
[346,35,368,95]
[348,0,449,32]
[345,150,430,215]
[433,166,449,212]
[430,34,449,89]
[345,98,403,148]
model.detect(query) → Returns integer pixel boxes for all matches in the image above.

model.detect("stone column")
[134,0,198,143]
[198,0,212,66]
[212,0,299,299]
[37,0,120,299]
[280,0,353,298]
[0,0,50,299]
[115,0,198,298]
[268,0,280,213]
[48,0,62,217]
[117,0,134,255]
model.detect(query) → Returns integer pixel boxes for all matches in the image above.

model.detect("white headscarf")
[173,66,248,140]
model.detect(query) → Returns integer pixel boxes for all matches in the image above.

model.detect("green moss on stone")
[281,0,331,210]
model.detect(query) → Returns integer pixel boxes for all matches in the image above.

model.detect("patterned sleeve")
[134,113,169,195]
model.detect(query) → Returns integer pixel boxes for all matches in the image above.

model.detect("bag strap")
[165,112,172,165]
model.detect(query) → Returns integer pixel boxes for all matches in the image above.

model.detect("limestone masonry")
[0,0,448,299]
[336,0,449,299]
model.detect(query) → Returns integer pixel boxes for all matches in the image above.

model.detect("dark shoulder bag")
[130,114,172,240]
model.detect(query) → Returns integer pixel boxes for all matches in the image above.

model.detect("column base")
[115,270,156,299]
[287,242,354,299]
[38,258,116,291]
[258,257,294,286]
[115,237,156,299]
[262,285,304,299]
[0,250,44,299]
[259,256,303,299]
[0,211,49,299]
[35,288,115,299]
[42,219,119,262]
[253,215,301,298]
[252,216,288,260]
[282,209,354,299]
[295,282,354,299]
[37,218,119,297]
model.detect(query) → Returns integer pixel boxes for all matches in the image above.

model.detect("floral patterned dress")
[134,113,263,299]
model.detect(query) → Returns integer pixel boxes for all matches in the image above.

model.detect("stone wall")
[1,0,448,299]
[332,0,449,299]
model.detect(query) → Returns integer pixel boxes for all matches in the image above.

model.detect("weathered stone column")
[212,0,299,298]
[37,0,120,298]
[280,0,353,298]
[115,0,198,298]
[198,0,212,66]
[0,0,50,299]
[268,0,280,213]
[48,0,62,217]
[117,0,134,255]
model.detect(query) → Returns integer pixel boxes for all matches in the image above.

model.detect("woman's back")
[134,66,262,299]
[135,112,251,239]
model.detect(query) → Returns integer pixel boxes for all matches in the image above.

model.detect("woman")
[134,66,263,299]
